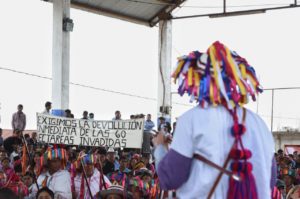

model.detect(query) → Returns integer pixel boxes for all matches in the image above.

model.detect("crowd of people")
[0,102,175,199]
[273,149,300,199]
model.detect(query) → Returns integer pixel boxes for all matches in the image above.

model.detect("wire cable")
[0,66,193,107]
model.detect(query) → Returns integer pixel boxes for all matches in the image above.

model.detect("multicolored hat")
[40,147,68,166]
[99,185,133,199]
[172,41,262,109]
[81,153,96,165]
[135,168,153,178]
[134,161,145,171]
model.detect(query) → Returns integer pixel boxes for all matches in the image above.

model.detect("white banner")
[36,113,144,148]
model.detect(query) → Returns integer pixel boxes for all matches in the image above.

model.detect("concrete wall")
[273,131,300,151]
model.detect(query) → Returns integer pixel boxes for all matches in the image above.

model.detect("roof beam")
[71,1,151,26]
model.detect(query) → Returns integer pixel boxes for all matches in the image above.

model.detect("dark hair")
[65,109,71,114]
[97,148,107,155]
[45,101,52,107]
[0,188,18,199]
[36,187,54,199]
[278,149,283,153]
[18,104,23,108]
[24,171,34,178]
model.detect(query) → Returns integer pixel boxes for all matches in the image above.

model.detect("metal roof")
[48,0,186,27]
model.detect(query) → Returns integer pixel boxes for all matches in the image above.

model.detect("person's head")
[1,157,10,169]
[293,151,298,157]
[83,111,88,118]
[142,173,152,184]
[278,149,284,157]
[36,187,54,199]
[146,114,151,121]
[0,188,18,199]
[84,163,94,177]
[100,185,130,199]
[25,133,30,140]
[119,157,128,169]
[17,104,23,113]
[130,159,138,170]
[48,158,61,174]
[45,101,52,111]
[0,171,7,186]
[141,154,150,165]
[34,152,41,164]
[115,111,121,120]
[89,113,94,119]
[158,117,165,125]
[97,148,107,164]
[32,132,37,139]
[283,174,295,187]
[65,109,71,117]
[139,114,145,119]
[130,115,135,120]
[22,172,34,187]
[0,150,7,161]
[13,130,22,139]
[107,149,115,163]
[82,154,95,177]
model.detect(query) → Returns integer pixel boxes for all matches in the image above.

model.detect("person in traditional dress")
[33,147,72,199]
[99,185,133,199]
[153,41,275,199]
[283,170,300,199]
[73,154,111,199]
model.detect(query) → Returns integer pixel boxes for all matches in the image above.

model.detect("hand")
[152,132,171,147]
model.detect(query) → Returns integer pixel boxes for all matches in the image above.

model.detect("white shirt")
[74,169,111,199]
[42,109,50,115]
[34,170,72,199]
[171,106,274,199]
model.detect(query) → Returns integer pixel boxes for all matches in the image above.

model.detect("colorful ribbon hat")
[172,41,262,109]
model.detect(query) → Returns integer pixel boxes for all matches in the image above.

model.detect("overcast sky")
[0,0,300,131]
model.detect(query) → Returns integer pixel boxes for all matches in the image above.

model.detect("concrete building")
[273,129,300,153]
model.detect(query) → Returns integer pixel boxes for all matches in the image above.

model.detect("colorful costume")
[154,41,275,198]
[74,154,111,199]
[32,147,72,198]
[74,168,111,199]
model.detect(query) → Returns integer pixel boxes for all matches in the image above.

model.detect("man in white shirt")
[74,154,111,199]
[33,148,72,199]
[42,101,52,115]
[153,41,275,199]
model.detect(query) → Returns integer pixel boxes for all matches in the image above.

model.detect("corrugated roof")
[47,0,186,27]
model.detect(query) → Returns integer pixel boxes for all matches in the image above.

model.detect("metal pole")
[271,89,274,133]
[223,0,226,13]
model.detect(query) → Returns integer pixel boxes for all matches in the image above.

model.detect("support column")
[52,0,71,116]
[157,20,172,125]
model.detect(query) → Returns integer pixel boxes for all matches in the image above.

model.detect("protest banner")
[36,113,144,148]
